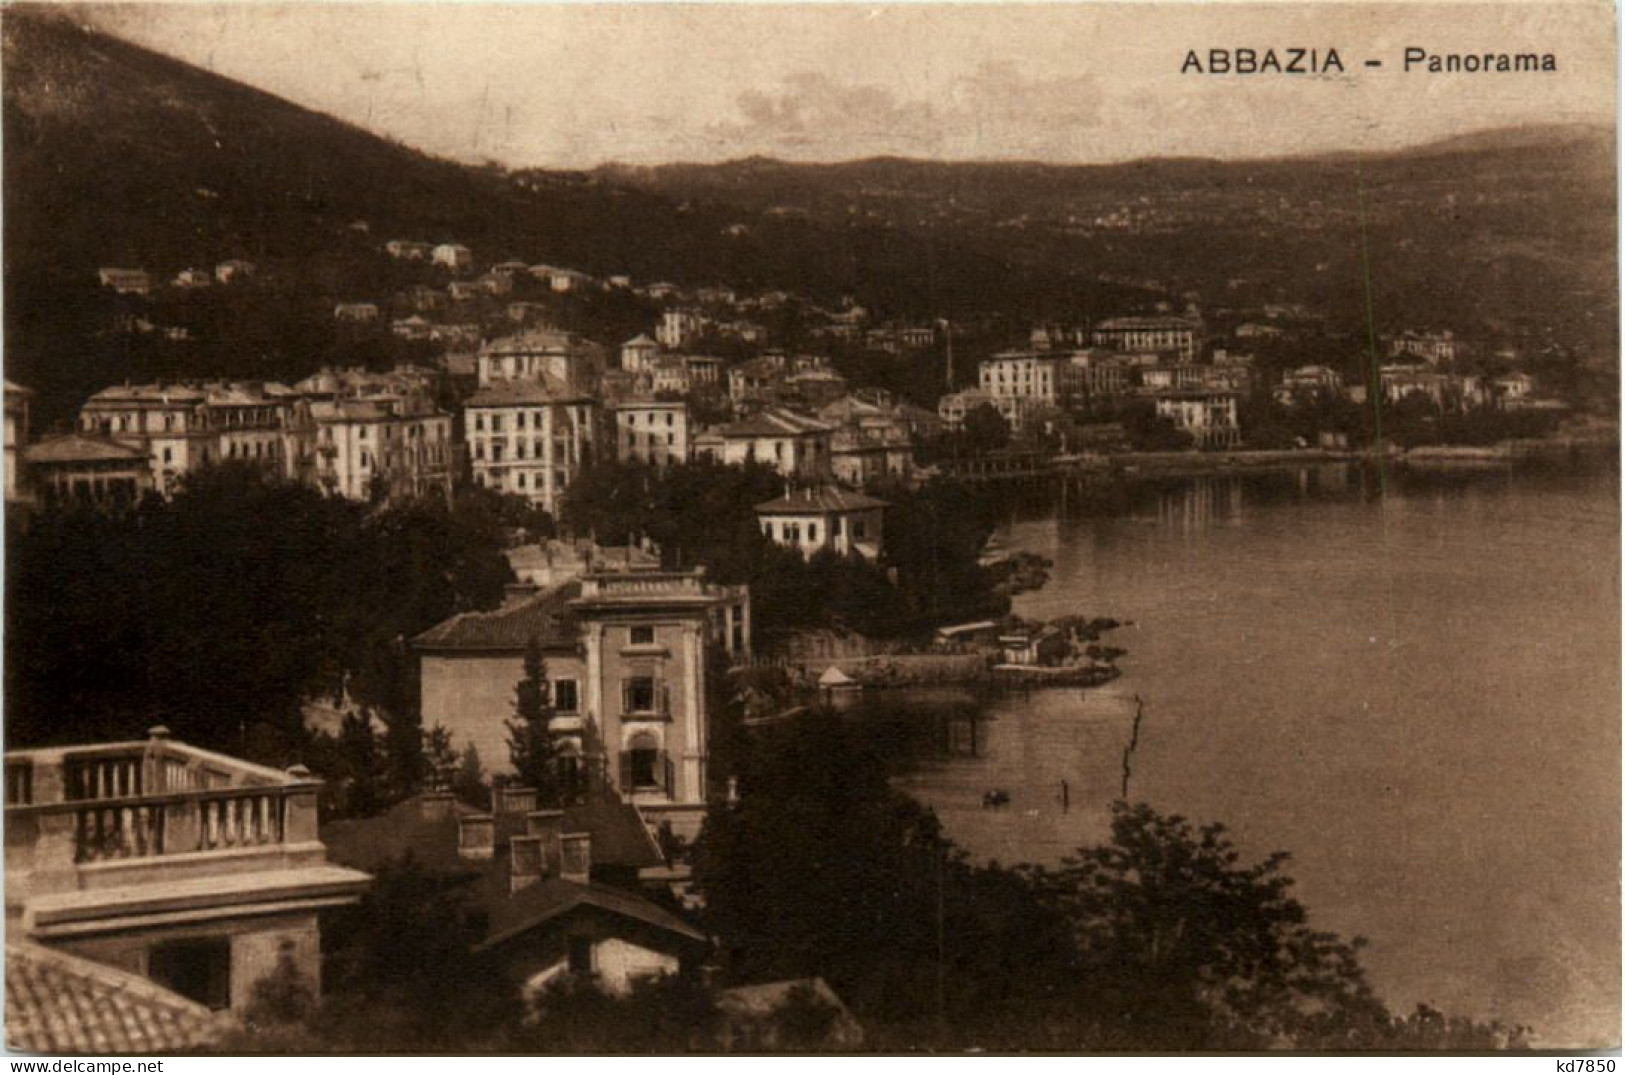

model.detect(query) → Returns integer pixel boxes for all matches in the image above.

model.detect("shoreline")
[1066,433,1618,480]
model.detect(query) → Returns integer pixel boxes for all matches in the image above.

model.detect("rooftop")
[6,942,222,1054]
[23,434,147,465]
[713,408,831,440]
[410,583,582,653]
[1095,316,1202,331]
[755,487,889,515]
[466,376,584,407]
[480,875,706,951]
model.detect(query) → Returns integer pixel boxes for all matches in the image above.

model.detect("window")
[475,415,485,432]
[163,447,173,464]
[553,678,579,712]
[568,935,595,975]
[807,523,818,542]
[148,938,231,1011]
[626,732,661,789]
[623,676,658,714]
[492,416,504,433]
[629,625,655,646]
[853,520,867,540]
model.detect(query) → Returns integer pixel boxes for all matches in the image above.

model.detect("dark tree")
[505,637,561,805]
[960,402,1011,454]
[1031,802,1387,1049]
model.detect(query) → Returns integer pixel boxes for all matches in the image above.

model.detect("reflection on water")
[861,461,1620,1047]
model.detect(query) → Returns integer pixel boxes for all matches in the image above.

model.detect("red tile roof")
[5,942,221,1055]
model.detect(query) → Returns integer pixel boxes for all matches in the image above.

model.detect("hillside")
[605,126,1619,364]
[4,7,1616,427]
[2,9,1150,425]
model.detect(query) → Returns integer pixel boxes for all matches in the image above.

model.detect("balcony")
[5,728,341,909]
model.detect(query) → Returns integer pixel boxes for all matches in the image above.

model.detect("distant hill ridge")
[2,6,1616,426]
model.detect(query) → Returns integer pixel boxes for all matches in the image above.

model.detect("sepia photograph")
[0,0,1618,1057]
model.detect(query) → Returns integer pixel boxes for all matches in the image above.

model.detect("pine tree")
[506,637,561,805]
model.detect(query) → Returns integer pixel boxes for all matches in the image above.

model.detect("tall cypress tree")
[505,636,561,805]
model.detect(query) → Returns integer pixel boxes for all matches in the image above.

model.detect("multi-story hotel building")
[610,399,690,470]
[465,378,600,514]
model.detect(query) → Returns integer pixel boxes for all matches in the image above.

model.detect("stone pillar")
[282,766,320,844]
[681,621,704,806]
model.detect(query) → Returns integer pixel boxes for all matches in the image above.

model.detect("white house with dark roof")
[620,334,660,374]
[432,243,473,272]
[755,486,888,561]
[322,792,708,1000]
[695,407,832,480]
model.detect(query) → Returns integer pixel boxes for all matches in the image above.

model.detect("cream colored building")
[479,330,605,392]
[413,571,751,840]
[755,487,887,561]
[694,407,832,480]
[465,378,600,513]
[610,400,689,469]
[1092,316,1202,362]
[620,334,660,374]
[979,351,1068,407]
[1153,390,1241,448]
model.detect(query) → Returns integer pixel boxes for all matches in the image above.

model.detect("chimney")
[457,814,495,860]
[509,834,545,894]
[418,790,457,822]
[495,784,537,817]
[527,809,565,876]
[559,832,592,883]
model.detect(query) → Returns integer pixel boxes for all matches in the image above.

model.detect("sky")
[83,2,1617,168]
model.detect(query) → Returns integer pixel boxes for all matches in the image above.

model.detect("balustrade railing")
[197,790,285,851]
[74,800,166,862]
[8,734,314,871]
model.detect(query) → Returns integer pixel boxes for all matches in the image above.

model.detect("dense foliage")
[693,709,1533,1052]
[559,459,1005,643]
[5,467,515,763]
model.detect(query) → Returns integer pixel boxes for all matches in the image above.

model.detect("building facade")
[465,379,599,513]
[694,407,832,480]
[1092,316,1202,362]
[413,571,751,839]
[610,400,690,469]
[755,487,887,561]
[1153,390,1241,448]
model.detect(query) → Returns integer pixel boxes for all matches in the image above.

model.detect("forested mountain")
[608,124,1617,360]
[4,5,1615,427]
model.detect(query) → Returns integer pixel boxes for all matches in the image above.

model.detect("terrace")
[5,727,349,916]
